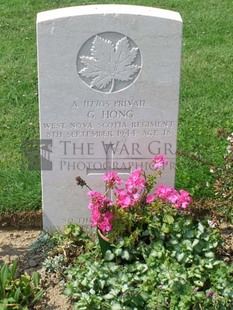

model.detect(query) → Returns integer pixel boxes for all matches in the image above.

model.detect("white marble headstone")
[37,5,182,230]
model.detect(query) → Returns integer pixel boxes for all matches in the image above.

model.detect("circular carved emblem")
[77,32,142,93]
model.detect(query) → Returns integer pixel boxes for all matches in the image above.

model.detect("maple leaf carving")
[79,35,141,93]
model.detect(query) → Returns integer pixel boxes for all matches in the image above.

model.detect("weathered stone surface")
[37,5,182,229]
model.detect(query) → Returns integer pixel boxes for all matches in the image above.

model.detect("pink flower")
[111,168,146,208]
[103,171,123,188]
[125,168,146,192]
[116,188,132,208]
[88,190,114,228]
[90,208,101,227]
[155,185,192,209]
[88,190,105,205]
[155,185,176,201]
[166,189,179,204]
[132,192,140,201]
[146,194,155,203]
[98,211,113,232]
[88,191,113,208]
[88,191,105,211]
[174,190,192,209]
[115,186,142,209]
[152,154,168,169]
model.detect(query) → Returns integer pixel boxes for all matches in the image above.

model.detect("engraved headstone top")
[77,33,142,93]
[37,5,182,230]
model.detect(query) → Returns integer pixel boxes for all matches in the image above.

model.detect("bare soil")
[0,211,73,310]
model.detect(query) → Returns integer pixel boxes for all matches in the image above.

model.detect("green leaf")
[32,272,40,287]
[194,280,204,287]
[140,291,150,300]
[122,284,128,293]
[98,280,105,289]
[136,264,148,273]
[198,222,205,233]
[11,262,17,278]
[122,250,130,261]
[111,302,122,310]
[31,290,44,304]
[0,300,8,310]
[89,288,95,295]
[114,248,122,256]
[204,251,215,258]
[104,293,115,300]
[170,239,179,245]
[205,263,213,269]
[161,223,170,233]
[163,214,174,224]
[5,297,15,304]
[182,239,192,250]
[104,250,115,261]
[177,252,185,262]
[0,264,9,289]
[14,287,21,302]
[81,278,88,287]
[110,265,119,273]
[157,251,163,259]
[192,239,199,247]
[194,273,202,279]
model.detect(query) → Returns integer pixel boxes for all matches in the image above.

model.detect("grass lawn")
[0,0,232,213]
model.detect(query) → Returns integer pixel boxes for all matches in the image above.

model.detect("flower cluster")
[87,191,113,231]
[154,185,192,209]
[116,168,146,208]
[86,155,192,234]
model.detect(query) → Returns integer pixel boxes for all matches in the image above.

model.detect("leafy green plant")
[64,155,233,308]
[43,223,95,274]
[0,262,43,309]
[63,209,233,309]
